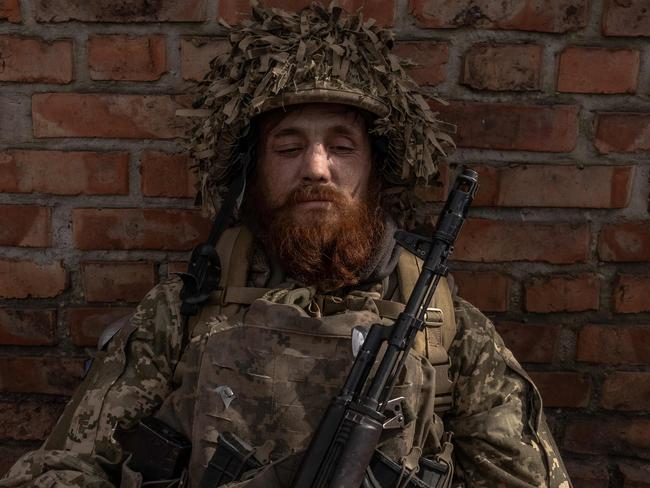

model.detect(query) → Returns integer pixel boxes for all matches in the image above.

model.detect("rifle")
[291,169,478,488]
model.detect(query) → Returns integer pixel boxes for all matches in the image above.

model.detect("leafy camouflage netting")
[185,1,454,226]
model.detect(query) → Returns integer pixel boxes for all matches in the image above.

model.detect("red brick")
[0,93,31,143]
[603,0,650,37]
[0,260,66,299]
[564,460,609,488]
[33,0,207,22]
[620,463,650,488]
[528,371,590,408]
[557,47,639,94]
[471,164,633,208]
[410,0,589,33]
[613,275,650,313]
[68,307,134,347]
[89,35,166,81]
[0,0,21,22]
[0,309,56,346]
[0,356,84,395]
[601,372,650,411]
[564,417,650,458]
[220,0,394,26]
[392,42,448,87]
[462,43,542,91]
[73,208,210,251]
[452,270,511,311]
[0,36,72,83]
[525,274,599,313]
[0,205,51,247]
[495,322,559,363]
[82,261,155,303]
[595,113,650,154]
[435,102,578,152]
[0,402,64,440]
[454,219,589,264]
[599,222,650,262]
[32,93,188,139]
[166,261,189,276]
[0,150,129,195]
[181,37,230,82]
[5,41,62,83]
[577,325,650,364]
[141,151,197,198]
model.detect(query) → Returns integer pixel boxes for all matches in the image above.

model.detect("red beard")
[244,182,384,292]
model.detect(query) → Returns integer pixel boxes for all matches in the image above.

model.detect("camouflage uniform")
[1,246,571,487]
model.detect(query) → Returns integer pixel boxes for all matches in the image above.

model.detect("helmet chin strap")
[177,145,253,319]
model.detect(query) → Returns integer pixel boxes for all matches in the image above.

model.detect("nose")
[301,143,331,183]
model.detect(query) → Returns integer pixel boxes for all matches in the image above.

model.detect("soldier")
[1,3,572,488]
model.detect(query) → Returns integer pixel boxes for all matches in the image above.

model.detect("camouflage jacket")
[0,276,571,488]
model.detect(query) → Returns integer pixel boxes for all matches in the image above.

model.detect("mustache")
[282,185,348,208]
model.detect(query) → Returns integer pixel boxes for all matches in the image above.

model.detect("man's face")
[256,103,373,224]
[244,103,384,291]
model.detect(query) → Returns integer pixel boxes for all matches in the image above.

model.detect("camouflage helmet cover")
[188,1,454,226]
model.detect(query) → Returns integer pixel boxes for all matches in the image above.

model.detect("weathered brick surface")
[32,93,188,139]
[88,35,166,81]
[0,0,20,22]
[525,274,600,313]
[453,270,511,311]
[602,0,650,37]
[577,325,650,364]
[0,205,51,247]
[410,0,590,33]
[0,150,129,195]
[496,322,559,363]
[0,0,649,479]
[564,418,650,458]
[82,261,155,303]
[564,460,609,488]
[557,47,639,94]
[140,151,197,198]
[0,309,56,346]
[595,113,650,154]
[181,37,230,82]
[0,357,84,395]
[220,0,395,26]
[436,102,579,152]
[73,208,210,251]
[471,164,633,208]
[0,37,73,83]
[613,275,650,314]
[619,463,650,488]
[0,402,64,440]
[393,42,448,87]
[528,372,591,408]
[33,0,208,22]
[67,307,134,347]
[0,260,66,299]
[599,222,650,262]
[454,219,590,263]
[462,43,542,91]
[601,372,650,411]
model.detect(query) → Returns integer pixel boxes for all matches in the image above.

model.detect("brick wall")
[0,0,648,485]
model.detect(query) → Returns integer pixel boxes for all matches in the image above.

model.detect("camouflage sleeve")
[0,278,185,487]
[444,298,572,488]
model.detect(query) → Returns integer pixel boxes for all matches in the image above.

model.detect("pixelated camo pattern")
[187,2,454,227]
[0,279,571,487]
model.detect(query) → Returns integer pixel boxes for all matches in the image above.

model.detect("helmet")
[186,2,454,227]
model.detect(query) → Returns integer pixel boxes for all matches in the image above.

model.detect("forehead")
[258,103,370,138]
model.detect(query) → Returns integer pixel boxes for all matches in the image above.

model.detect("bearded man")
[1,4,572,488]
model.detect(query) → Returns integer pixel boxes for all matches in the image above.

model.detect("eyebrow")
[270,124,360,139]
